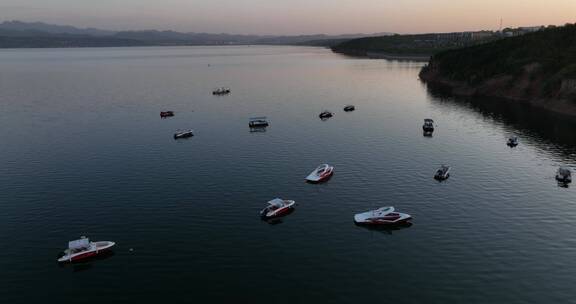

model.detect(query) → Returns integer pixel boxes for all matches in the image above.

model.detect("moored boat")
[174,130,194,139]
[507,136,519,147]
[343,105,355,112]
[249,116,269,128]
[354,207,412,226]
[57,236,115,263]
[319,110,333,119]
[423,119,434,132]
[556,167,572,183]
[434,165,451,180]
[260,198,296,219]
[212,87,231,95]
[305,164,334,183]
[160,111,174,118]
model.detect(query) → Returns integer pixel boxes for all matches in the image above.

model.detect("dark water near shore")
[1,46,576,303]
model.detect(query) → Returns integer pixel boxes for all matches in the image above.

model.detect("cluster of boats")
[259,163,411,226]
[62,95,572,264]
[423,120,571,185]
[163,101,355,139]
[420,120,452,181]
[318,105,355,120]
[504,136,570,184]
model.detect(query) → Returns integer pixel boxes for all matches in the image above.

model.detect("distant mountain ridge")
[0,20,115,36]
[0,20,391,48]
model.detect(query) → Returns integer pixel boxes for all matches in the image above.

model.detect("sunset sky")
[1,0,575,35]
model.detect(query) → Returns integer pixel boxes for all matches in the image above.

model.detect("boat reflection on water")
[355,221,413,234]
[424,81,576,161]
[249,127,267,133]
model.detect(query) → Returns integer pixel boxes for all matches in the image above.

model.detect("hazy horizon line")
[2,18,568,37]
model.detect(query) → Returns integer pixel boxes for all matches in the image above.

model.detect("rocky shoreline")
[332,48,430,61]
[420,61,576,117]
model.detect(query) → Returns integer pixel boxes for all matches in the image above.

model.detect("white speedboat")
[174,130,194,139]
[260,198,295,219]
[57,236,115,263]
[249,116,269,128]
[354,207,412,226]
[305,164,334,183]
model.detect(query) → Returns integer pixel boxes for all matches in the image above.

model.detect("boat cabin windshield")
[68,238,90,252]
[268,199,285,208]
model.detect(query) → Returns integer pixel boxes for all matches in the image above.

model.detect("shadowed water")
[1,46,575,303]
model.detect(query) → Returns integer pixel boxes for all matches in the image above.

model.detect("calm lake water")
[1,46,576,303]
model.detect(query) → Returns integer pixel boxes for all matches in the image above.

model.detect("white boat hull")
[260,200,296,219]
[354,207,412,226]
[305,164,334,183]
[57,241,116,263]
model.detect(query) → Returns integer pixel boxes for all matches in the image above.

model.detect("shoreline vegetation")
[365,52,429,61]
[330,32,496,59]
[419,24,576,117]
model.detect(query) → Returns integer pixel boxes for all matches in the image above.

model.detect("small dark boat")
[212,87,231,95]
[319,110,333,119]
[423,119,434,132]
[556,167,572,183]
[343,105,355,112]
[434,165,451,180]
[160,111,174,118]
[507,137,519,147]
[249,117,269,128]
[173,130,194,139]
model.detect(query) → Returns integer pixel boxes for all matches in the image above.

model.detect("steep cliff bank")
[420,24,576,116]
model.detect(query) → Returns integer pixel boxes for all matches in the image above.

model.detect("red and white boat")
[305,164,334,183]
[57,236,116,263]
[354,207,412,226]
[160,111,174,118]
[260,198,295,219]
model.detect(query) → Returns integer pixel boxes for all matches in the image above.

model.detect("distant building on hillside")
[471,31,494,41]
[501,26,545,37]
[518,26,545,33]
[433,31,495,45]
